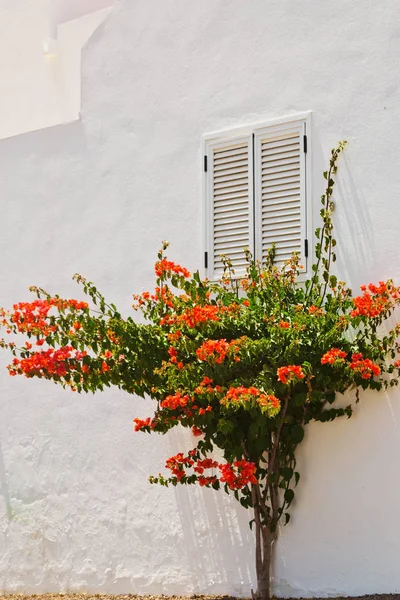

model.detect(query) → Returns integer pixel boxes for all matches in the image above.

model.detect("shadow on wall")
[310,128,376,289]
[167,428,255,594]
[0,432,12,521]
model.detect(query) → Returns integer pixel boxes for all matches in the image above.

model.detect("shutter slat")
[214,182,248,193]
[214,197,250,210]
[262,167,300,180]
[214,160,248,173]
[261,174,300,192]
[263,201,300,214]
[214,146,248,160]
[214,172,249,185]
[261,149,300,163]
[262,144,300,157]
[262,213,301,225]
[214,214,249,227]
[214,205,248,218]
[261,156,301,170]
[214,223,248,234]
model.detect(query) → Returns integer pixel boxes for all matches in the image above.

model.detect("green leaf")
[290,425,304,444]
[280,467,293,481]
[284,488,295,506]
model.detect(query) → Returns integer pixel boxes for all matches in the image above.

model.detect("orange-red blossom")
[196,337,246,364]
[349,354,381,379]
[1,298,87,339]
[222,386,280,417]
[154,258,191,279]
[321,348,347,365]
[164,452,257,489]
[351,281,400,318]
[277,365,305,385]
[160,303,242,328]
[8,346,87,378]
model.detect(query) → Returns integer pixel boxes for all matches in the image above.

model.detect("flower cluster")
[133,417,157,431]
[349,354,381,379]
[196,337,246,364]
[277,365,305,385]
[160,303,241,328]
[351,281,399,318]
[219,460,258,490]
[167,346,184,369]
[221,386,281,417]
[8,346,87,378]
[165,452,195,480]
[194,376,223,395]
[161,392,191,410]
[1,298,88,339]
[162,452,257,490]
[321,348,347,365]
[133,286,175,309]
[155,259,191,279]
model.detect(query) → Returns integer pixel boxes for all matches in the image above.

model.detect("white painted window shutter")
[204,135,254,280]
[254,120,307,270]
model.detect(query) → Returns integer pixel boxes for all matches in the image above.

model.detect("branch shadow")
[166,428,255,595]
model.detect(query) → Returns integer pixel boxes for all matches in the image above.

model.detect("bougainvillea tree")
[1,142,400,600]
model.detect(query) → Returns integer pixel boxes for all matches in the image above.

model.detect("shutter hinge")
[204,155,208,172]
[303,135,308,154]
[304,239,309,258]
[204,251,208,269]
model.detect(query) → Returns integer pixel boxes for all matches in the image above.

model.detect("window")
[203,113,311,280]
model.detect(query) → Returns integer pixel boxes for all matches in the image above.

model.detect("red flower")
[192,426,203,437]
[196,337,246,364]
[308,305,324,316]
[350,357,380,379]
[351,281,398,318]
[277,365,305,385]
[221,386,280,417]
[321,348,347,365]
[161,393,190,410]
[219,459,257,490]
[7,346,86,379]
[155,258,191,279]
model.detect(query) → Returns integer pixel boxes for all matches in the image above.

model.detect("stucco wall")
[0,0,111,140]
[1,0,400,597]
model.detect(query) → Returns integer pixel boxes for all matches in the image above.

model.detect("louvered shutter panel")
[204,135,253,280]
[254,121,307,270]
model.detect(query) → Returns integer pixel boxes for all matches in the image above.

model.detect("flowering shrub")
[1,142,400,600]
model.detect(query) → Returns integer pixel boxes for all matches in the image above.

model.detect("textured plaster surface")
[0,0,112,140]
[1,0,400,597]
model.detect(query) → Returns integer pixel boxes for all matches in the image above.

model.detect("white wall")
[0,0,112,140]
[1,0,400,597]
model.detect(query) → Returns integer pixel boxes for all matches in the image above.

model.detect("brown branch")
[252,485,262,578]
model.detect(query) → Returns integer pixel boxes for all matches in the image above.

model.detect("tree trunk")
[253,503,276,600]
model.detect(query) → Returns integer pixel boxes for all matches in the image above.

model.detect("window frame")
[202,112,312,280]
